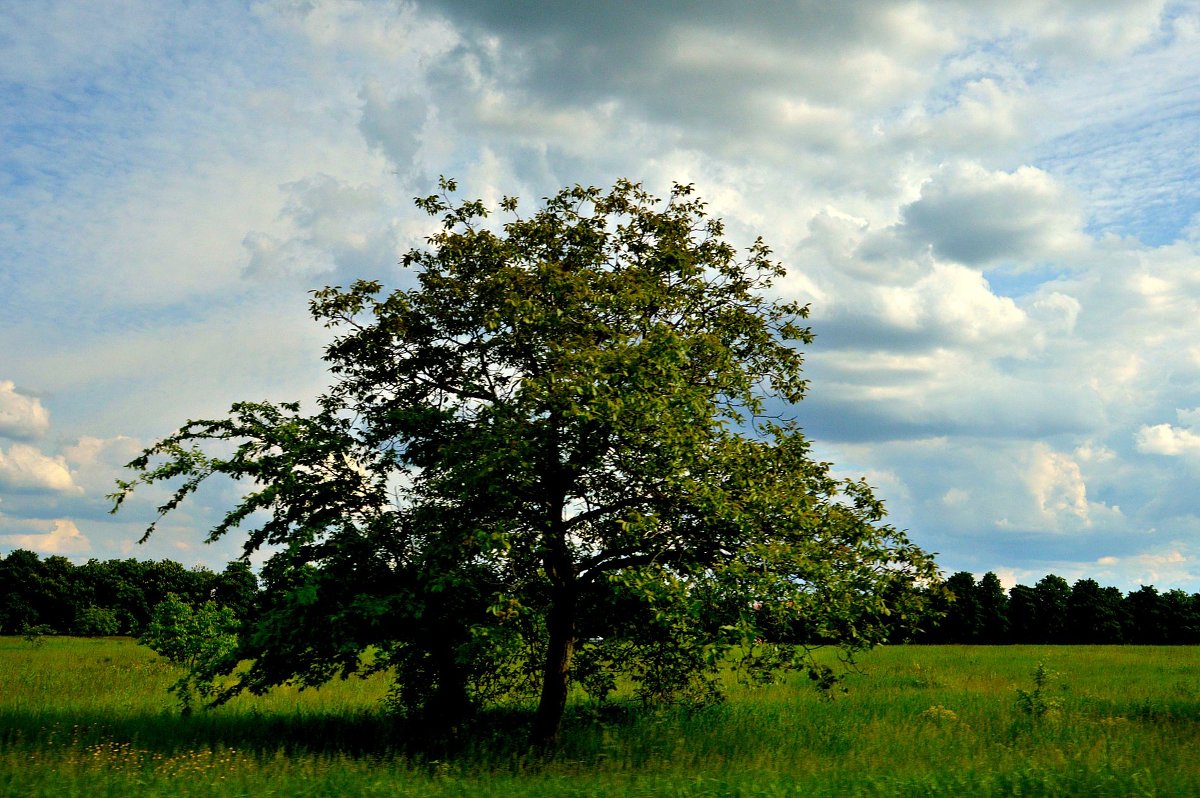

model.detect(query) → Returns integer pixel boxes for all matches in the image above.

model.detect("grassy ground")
[2,637,1198,796]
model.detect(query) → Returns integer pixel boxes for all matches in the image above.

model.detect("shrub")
[75,606,120,636]
[140,593,240,714]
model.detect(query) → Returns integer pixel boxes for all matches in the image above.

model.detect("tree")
[939,571,982,643]
[213,560,259,622]
[74,606,121,636]
[1033,574,1071,644]
[1006,584,1038,643]
[0,550,79,635]
[112,179,939,745]
[1162,589,1200,644]
[975,572,1008,644]
[1125,585,1168,644]
[0,549,44,634]
[1066,578,1124,644]
[140,593,240,714]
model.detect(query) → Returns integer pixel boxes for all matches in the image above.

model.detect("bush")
[140,593,240,714]
[75,606,120,636]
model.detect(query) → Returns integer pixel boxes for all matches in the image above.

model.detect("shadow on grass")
[0,701,651,764]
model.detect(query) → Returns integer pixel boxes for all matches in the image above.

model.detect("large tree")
[113,179,938,744]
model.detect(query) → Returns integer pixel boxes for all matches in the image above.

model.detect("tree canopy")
[112,179,938,744]
[0,549,254,636]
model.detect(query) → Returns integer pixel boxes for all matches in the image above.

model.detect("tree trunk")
[531,583,576,746]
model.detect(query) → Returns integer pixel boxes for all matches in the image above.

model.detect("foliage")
[1065,578,1125,644]
[74,606,120,637]
[0,549,255,636]
[1014,662,1063,722]
[975,571,1008,643]
[140,594,240,714]
[1032,575,1071,644]
[930,571,982,643]
[20,622,54,646]
[110,178,940,743]
[913,570,1200,645]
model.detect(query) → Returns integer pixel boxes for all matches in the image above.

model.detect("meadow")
[2,637,1198,797]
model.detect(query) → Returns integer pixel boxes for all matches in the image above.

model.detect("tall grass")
[3,637,1198,796]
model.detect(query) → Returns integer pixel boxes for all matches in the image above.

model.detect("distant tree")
[213,560,259,622]
[1066,578,1124,644]
[939,571,982,643]
[0,550,80,634]
[1187,592,1200,644]
[975,572,1008,644]
[74,606,121,636]
[77,558,140,633]
[1125,585,1168,644]
[1161,589,1200,644]
[1033,575,1071,644]
[1100,585,1130,641]
[0,549,43,633]
[1006,584,1038,644]
[112,178,939,745]
[37,556,81,633]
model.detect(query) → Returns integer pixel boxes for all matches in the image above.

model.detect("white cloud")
[1093,547,1198,589]
[243,174,405,281]
[0,444,78,493]
[1128,549,1193,587]
[0,381,50,440]
[1135,423,1200,457]
[1028,443,1090,526]
[942,488,970,507]
[899,78,1032,161]
[61,435,147,499]
[0,518,90,556]
[900,163,1088,266]
[1008,0,1170,61]
[1027,291,1081,336]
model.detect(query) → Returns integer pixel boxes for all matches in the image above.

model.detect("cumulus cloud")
[0,444,78,493]
[1005,0,1170,61]
[1092,547,1198,589]
[1135,423,1200,457]
[0,381,50,440]
[1027,443,1090,525]
[899,163,1088,266]
[0,518,90,556]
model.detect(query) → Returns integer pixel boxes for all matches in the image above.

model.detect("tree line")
[0,548,257,636]
[913,571,1200,645]
[7,546,1198,647]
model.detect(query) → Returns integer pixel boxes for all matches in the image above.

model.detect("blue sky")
[3,0,1200,591]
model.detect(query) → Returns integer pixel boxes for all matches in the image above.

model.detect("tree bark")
[533,429,577,747]
[531,580,576,746]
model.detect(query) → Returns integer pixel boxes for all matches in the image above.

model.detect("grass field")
[2,637,1198,796]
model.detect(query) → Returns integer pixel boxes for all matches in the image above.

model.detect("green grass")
[3,637,1199,796]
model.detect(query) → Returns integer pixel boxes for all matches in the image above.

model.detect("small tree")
[74,606,120,636]
[113,179,938,744]
[140,593,240,714]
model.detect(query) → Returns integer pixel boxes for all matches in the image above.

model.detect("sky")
[2,0,1200,592]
